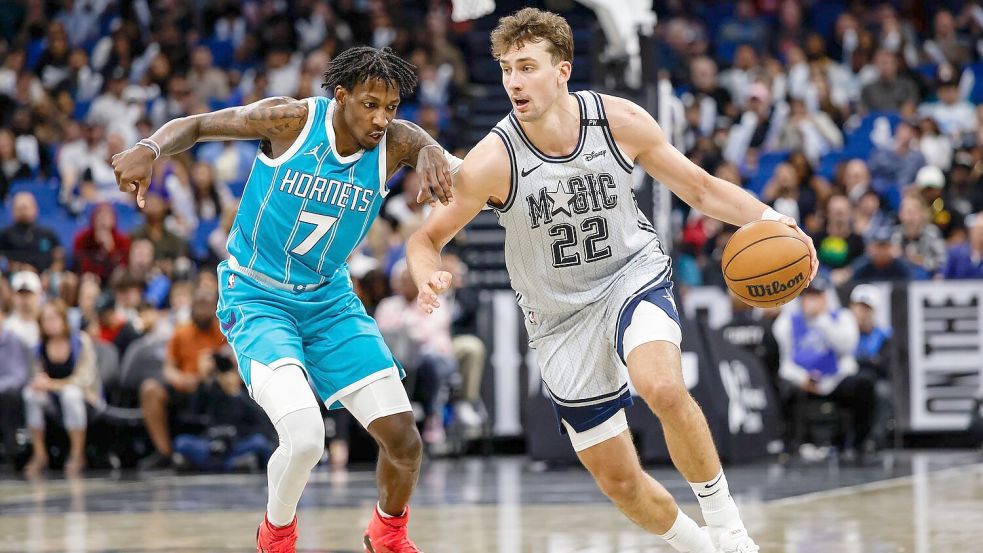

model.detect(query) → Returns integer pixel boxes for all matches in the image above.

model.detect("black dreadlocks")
[321,47,418,96]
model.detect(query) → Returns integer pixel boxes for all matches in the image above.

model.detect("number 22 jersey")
[490,90,670,314]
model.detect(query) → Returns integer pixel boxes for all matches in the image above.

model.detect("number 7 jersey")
[228,97,389,289]
[491,90,671,314]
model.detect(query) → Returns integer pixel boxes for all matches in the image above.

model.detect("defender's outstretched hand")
[112,145,155,209]
[415,145,453,207]
[418,270,453,314]
[779,215,819,282]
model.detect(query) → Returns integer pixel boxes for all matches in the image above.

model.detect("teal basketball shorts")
[215,260,403,409]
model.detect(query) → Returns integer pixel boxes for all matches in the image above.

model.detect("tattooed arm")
[385,119,456,206]
[112,97,309,207]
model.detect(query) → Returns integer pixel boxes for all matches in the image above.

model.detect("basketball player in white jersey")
[406,8,817,553]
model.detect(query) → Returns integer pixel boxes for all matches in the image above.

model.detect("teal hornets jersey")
[227,97,389,288]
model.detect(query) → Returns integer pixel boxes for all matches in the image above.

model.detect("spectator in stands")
[843,226,912,283]
[187,46,230,104]
[93,292,124,345]
[172,347,273,472]
[814,195,866,273]
[375,261,455,447]
[853,190,890,241]
[924,10,971,67]
[719,1,769,52]
[114,300,164,359]
[685,56,734,135]
[354,268,391,317]
[917,164,969,243]
[0,307,29,470]
[775,99,843,166]
[942,213,983,279]
[772,279,875,460]
[207,202,238,263]
[130,193,190,265]
[113,238,170,308]
[22,300,101,478]
[139,289,225,469]
[918,116,953,170]
[443,253,487,432]
[892,191,947,278]
[840,159,873,205]
[0,128,31,196]
[6,271,43,349]
[719,44,760,111]
[0,192,62,272]
[868,121,926,193]
[73,203,130,282]
[724,81,784,167]
[860,49,918,113]
[87,68,128,129]
[918,70,977,139]
[189,162,233,223]
[850,284,895,448]
[57,121,106,212]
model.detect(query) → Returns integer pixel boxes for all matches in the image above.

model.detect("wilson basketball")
[722,220,811,308]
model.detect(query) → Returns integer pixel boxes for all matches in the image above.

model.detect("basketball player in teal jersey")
[112,47,457,553]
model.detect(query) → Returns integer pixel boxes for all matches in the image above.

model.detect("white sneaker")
[717,528,760,553]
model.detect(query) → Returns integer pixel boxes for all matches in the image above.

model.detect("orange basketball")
[722,220,811,308]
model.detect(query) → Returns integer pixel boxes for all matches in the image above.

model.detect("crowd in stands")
[2,0,983,474]
[0,0,483,476]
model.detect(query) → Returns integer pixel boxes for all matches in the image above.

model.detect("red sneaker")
[363,505,423,553]
[256,515,298,553]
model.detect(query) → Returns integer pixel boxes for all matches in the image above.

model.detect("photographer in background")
[172,346,274,472]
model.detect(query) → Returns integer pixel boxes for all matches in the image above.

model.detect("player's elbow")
[687,170,713,211]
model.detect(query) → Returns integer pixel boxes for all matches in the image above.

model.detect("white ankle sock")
[656,509,716,553]
[377,503,406,518]
[689,470,743,530]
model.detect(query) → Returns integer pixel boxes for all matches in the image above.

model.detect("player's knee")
[385,426,423,467]
[283,410,325,467]
[636,378,689,418]
[593,464,644,503]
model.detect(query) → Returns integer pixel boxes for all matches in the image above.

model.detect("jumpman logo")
[304,143,329,165]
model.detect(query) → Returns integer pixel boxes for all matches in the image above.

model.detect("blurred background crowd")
[0,0,981,477]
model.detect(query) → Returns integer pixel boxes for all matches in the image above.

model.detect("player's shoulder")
[461,132,510,180]
[595,93,649,127]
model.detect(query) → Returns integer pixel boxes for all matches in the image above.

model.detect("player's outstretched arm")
[603,94,818,280]
[112,96,308,208]
[406,134,510,314]
[385,119,456,206]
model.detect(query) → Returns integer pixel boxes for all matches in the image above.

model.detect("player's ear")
[556,60,572,85]
[334,86,347,105]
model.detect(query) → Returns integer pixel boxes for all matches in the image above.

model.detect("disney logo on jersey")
[526,172,618,229]
[584,150,606,162]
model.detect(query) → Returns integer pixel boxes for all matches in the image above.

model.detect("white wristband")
[760,207,783,221]
[136,138,161,160]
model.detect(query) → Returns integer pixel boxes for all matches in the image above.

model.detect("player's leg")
[622,298,757,551]
[250,360,325,526]
[339,372,420,516]
[571,417,716,553]
[216,262,322,550]
[303,273,422,551]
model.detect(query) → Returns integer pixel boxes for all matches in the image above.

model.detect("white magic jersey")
[490,90,671,315]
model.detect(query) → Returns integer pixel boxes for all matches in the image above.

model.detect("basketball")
[722,220,811,308]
